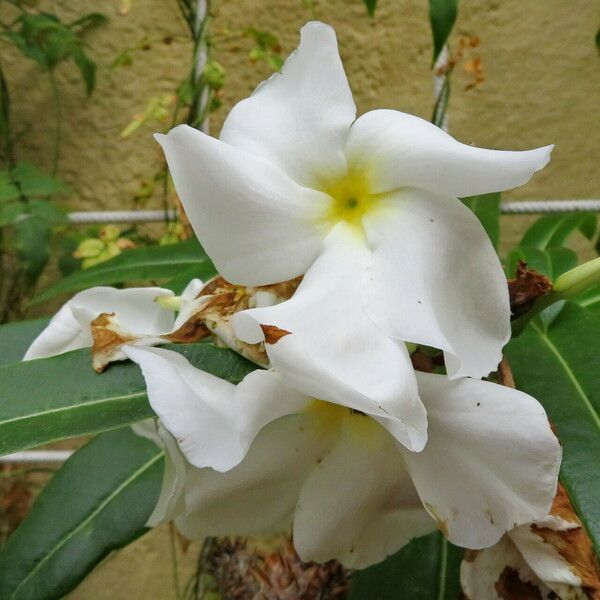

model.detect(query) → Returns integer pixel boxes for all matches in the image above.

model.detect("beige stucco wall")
[2,0,599,250]
[1,1,599,597]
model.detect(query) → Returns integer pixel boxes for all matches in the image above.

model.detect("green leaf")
[15,215,51,285]
[362,0,377,17]
[0,343,257,456]
[12,163,69,198]
[428,0,458,63]
[519,214,597,250]
[349,532,462,599]
[32,239,215,304]
[505,302,600,557]
[72,47,96,95]
[573,283,600,315]
[0,427,163,600]
[0,200,66,228]
[0,318,50,367]
[461,192,501,249]
[506,245,577,280]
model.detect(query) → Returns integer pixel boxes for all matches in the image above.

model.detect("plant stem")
[49,71,62,176]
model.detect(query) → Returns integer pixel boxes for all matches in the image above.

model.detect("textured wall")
[1,1,599,596]
[3,0,599,214]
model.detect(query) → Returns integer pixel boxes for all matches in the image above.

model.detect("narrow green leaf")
[11,163,68,197]
[0,343,257,456]
[505,302,600,557]
[0,427,163,600]
[362,0,377,17]
[461,192,501,249]
[15,215,51,285]
[32,239,215,304]
[349,532,462,599]
[519,214,597,250]
[0,318,50,367]
[428,0,458,63]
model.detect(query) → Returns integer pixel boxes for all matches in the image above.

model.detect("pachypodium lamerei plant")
[20,19,600,599]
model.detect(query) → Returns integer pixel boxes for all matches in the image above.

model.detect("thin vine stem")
[49,70,61,176]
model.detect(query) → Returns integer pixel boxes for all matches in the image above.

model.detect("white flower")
[127,345,561,570]
[23,280,203,362]
[461,485,600,599]
[157,21,552,390]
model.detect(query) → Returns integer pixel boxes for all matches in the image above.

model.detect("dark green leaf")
[546,246,578,278]
[72,48,96,95]
[349,532,462,599]
[0,318,50,367]
[505,302,600,557]
[69,12,109,32]
[428,0,458,63]
[0,175,20,203]
[519,214,597,250]
[15,215,51,285]
[461,192,501,249]
[363,0,377,17]
[0,427,163,600]
[0,342,257,456]
[12,163,69,197]
[573,283,600,315]
[32,239,215,304]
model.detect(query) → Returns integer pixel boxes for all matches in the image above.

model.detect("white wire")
[0,450,74,463]
[66,201,600,224]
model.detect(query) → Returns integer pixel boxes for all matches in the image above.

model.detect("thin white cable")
[0,450,74,463]
[500,200,600,214]
[66,201,600,224]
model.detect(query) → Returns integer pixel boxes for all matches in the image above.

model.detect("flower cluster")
[27,22,562,576]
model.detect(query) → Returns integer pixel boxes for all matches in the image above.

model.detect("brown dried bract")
[531,484,600,599]
[260,325,291,345]
[91,312,136,373]
[203,536,348,600]
[508,261,552,317]
[494,566,543,600]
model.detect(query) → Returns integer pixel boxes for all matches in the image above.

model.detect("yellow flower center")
[319,170,380,231]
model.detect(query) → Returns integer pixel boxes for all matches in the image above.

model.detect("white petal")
[131,421,188,527]
[345,109,553,197]
[173,278,206,329]
[362,191,510,378]
[293,411,435,569]
[124,347,308,472]
[220,21,355,188]
[402,373,561,549]
[24,286,175,361]
[509,525,583,591]
[233,222,427,451]
[460,536,550,600]
[156,125,331,286]
[175,409,336,539]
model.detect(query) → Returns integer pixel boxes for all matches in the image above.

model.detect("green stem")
[49,71,61,176]
[169,523,182,600]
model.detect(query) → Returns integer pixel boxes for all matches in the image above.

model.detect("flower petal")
[402,373,561,549]
[293,411,435,569]
[220,21,355,188]
[233,222,427,451]
[345,109,553,197]
[156,125,331,286]
[459,536,548,600]
[175,409,337,539]
[131,420,188,527]
[124,347,309,472]
[362,191,510,378]
[24,286,175,361]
